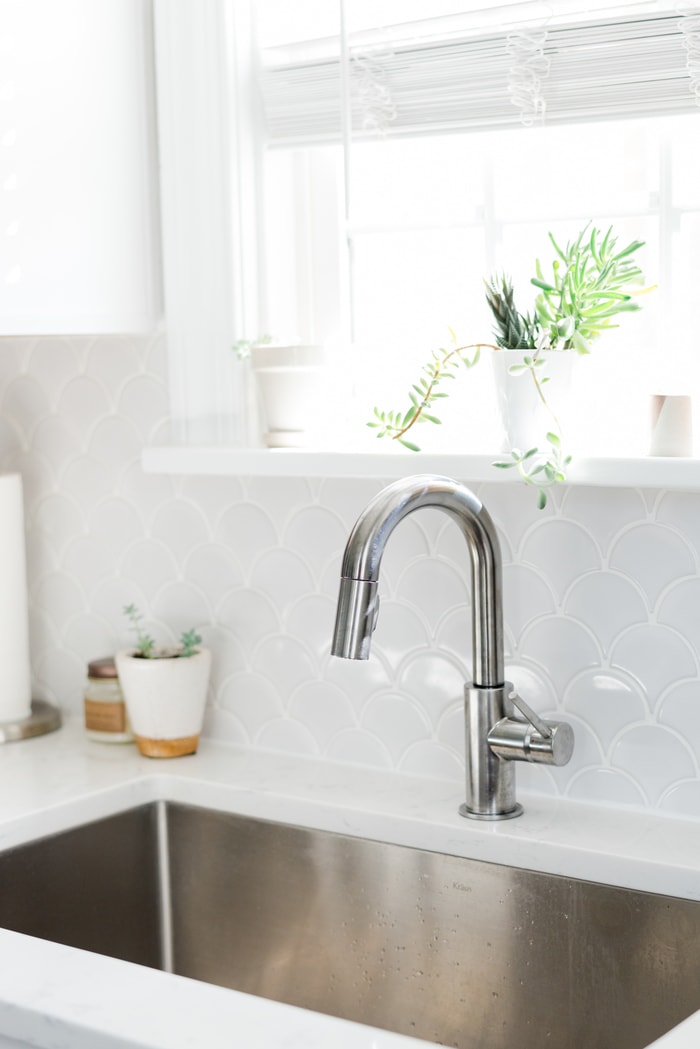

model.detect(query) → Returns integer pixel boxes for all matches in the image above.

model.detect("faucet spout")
[331,475,574,820]
[331,475,504,686]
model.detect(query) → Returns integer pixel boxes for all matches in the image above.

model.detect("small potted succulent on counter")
[115,605,211,758]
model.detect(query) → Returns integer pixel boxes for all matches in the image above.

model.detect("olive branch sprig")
[367,332,485,451]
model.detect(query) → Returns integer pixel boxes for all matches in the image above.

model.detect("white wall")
[1,333,699,820]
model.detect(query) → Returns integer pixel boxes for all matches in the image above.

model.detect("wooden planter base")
[134,734,199,758]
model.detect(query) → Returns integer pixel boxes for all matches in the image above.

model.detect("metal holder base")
[459,802,524,821]
[0,699,62,744]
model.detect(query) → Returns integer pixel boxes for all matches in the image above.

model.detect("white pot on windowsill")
[250,343,327,448]
[115,647,211,758]
[491,348,578,452]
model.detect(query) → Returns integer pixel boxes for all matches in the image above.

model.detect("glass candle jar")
[84,656,133,743]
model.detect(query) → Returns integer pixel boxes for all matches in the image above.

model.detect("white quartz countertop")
[0,719,698,1049]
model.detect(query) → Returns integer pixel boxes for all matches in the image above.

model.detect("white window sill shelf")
[142,446,700,491]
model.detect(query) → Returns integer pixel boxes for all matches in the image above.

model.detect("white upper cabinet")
[0,0,161,334]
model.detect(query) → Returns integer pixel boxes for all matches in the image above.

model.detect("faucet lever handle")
[508,689,552,739]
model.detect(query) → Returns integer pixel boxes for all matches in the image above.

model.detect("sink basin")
[0,801,698,1049]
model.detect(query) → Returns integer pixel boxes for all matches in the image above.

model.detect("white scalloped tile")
[324,653,394,709]
[85,336,142,393]
[503,663,557,711]
[184,545,245,610]
[563,671,648,751]
[60,454,114,505]
[518,617,601,695]
[611,725,697,805]
[151,582,212,636]
[361,692,432,763]
[657,577,700,657]
[250,549,316,613]
[434,606,473,668]
[520,520,601,600]
[151,499,212,562]
[217,588,281,651]
[87,416,144,473]
[214,503,278,566]
[2,374,50,432]
[286,594,337,658]
[89,497,144,551]
[371,599,431,662]
[245,476,315,526]
[117,539,180,598]
[62,613,118,667]
[27,338,80,393]
[566,768,647,807]
[656,491,700,557]
[502,564,557,641]
[609,523,696,606]
[560,486,647,553]
[32,572,86,623]
[395,557,468,622]
[318,478,383,529]
[118,460,176,519]
[289,681,357,750]
[55,375,111,432]
[284,506,349,575]
[0,340,22,383]
[657,681,700,761]
[250,635,317,695]
[180,476,245,524]
[479,480,557,550]
[31,493,83,555]
[563,572,648,653]
[658,780,700,818]
[324,728,393,769]
[203,629,247,682]
[61,535,118,597]
[609,624,698,703]
[256,718,320,756]
[398,651,468,725]
[219,672,285,735]
[116,375,170,441]
[32,415,83,473]
[398,740,464,781]
[89,576,153,635]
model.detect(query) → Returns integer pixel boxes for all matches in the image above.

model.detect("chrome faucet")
[331,475,574,819]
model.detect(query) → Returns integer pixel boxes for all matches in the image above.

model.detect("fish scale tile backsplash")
[1,332,700,820]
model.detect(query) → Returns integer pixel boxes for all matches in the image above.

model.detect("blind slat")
[259,13,699,146]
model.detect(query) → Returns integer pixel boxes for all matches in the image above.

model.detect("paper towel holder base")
[0,699,61,744]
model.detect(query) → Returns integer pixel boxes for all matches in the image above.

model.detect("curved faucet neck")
[332,475,504,687]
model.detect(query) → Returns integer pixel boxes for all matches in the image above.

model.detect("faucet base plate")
[459,802,524,821]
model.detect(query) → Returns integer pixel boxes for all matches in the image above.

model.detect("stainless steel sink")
[0,802,698,1049]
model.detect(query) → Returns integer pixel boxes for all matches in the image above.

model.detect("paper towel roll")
[0,474,32,723]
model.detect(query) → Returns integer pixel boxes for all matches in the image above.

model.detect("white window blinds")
[258,3,700,145]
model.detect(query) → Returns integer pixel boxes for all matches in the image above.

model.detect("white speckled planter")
[491,348,577,452]
[250,344,326,447]
[115,648,211,758]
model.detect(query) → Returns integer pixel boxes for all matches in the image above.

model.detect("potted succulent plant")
[369,222,650,506]
[115,605,211,758]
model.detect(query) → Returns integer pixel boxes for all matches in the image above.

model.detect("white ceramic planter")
[250,344,326,448]
[491,348,577,452]
[115,648,211,758]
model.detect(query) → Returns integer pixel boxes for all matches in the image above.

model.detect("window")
[153,1,700,455]
[248,1,700,456]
